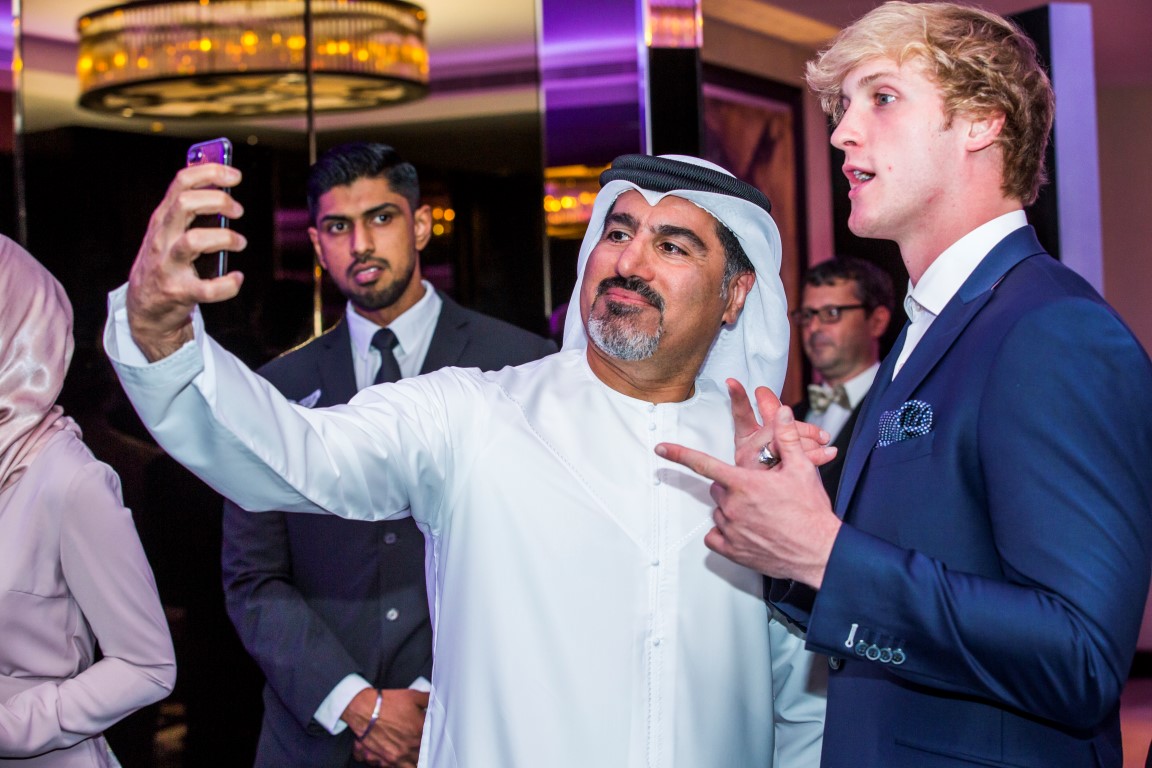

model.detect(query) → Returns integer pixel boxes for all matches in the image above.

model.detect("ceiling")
[15,0,1152,143]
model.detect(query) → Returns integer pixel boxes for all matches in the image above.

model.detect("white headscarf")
[561,155,790,397]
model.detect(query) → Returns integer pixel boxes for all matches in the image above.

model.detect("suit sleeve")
[0,456,176,756]
[221,500,366,732]
[805,297,1152,729]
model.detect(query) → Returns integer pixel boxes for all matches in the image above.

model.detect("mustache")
[594,276,665,311]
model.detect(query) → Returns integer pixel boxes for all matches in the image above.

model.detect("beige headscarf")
[0,235,81,495]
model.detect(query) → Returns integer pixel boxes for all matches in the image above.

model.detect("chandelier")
[76,0,429,118]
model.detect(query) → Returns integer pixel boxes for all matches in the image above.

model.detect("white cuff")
[315,674,374,735]
[103,283,202,368]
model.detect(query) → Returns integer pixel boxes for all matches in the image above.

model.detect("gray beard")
[587,303,662,361]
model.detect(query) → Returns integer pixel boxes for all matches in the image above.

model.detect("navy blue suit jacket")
[221,292,556,767]
[772,228,1152,767]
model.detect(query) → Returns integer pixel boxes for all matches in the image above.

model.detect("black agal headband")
[599,154,773,215]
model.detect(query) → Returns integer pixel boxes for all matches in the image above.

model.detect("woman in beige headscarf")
[0,235,175,766]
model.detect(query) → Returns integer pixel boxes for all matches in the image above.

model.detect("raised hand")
[727,379,836,470]
[126,163,247,361]
[657,403,841,588]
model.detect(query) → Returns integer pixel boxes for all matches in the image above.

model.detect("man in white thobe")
[105,153,827,767]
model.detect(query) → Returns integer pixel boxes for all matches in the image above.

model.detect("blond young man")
[659,4,1152,766]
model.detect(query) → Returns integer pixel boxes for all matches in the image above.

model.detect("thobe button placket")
[386,608,400,621]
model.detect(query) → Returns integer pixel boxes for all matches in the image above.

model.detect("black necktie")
[371,328,402,385]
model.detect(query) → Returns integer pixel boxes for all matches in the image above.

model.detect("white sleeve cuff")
[315,674,374,735]
[103,283,203,368]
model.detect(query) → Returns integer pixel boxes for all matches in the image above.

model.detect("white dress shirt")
[893,210,1028,378]
[104,288,825,768]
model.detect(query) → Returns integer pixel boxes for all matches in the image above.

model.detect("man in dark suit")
[221,142,556,768]
[791,257,892,502]
[658,3,1152,767]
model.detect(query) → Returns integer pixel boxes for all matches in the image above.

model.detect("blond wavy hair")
[806,1,1054,205]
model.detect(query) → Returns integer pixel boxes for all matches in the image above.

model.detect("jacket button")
[854,640,869,657]
[891,648,906,665]
[384,532,398,545]
[878,647,893,663]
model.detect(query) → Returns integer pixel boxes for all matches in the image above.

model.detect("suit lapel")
[834,226,1047,517]
[420,292,471,373]
[833,405,862,456]
[316,293,475,401]
[316,320,359,406]
[835,325,904,516]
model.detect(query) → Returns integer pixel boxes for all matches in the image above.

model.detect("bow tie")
[808,383,850,414]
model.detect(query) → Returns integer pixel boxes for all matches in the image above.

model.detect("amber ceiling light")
[76,0,428,118]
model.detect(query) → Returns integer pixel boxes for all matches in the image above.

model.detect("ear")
[413,204,433,251]
[966,110,1006,153]
[308,227,328,271]
[867,305,891,338]
[722,272,756,325]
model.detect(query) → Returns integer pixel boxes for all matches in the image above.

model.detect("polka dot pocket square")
[877,399,934,448]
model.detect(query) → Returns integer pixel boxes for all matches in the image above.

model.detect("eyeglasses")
[790,304,868,326]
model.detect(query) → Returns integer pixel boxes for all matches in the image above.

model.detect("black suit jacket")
[221,292,556,767]
[793,398,863,505]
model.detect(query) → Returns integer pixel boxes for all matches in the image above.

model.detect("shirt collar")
[347,280,441,360]
[904,210,1028,322]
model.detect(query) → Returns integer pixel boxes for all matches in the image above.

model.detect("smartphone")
[186,137,234,278]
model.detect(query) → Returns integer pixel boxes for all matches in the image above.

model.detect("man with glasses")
[791,257,893,501]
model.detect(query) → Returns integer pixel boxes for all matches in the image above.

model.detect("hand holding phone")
[186,137,234,278]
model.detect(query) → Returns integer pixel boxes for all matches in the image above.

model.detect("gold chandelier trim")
[76,0,429,118]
